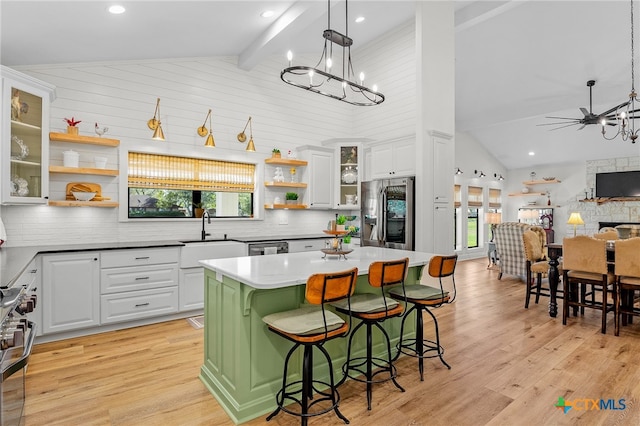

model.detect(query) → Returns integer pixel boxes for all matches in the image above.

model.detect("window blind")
[454,185,461,208]
[489,188,501,208]
[128,152,255,192]
[468,186,483,207]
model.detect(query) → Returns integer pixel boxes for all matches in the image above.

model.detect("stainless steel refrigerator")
[361,176,415,250]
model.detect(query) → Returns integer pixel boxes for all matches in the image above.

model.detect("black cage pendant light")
[280,0,385,106]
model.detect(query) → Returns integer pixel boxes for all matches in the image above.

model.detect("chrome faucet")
[201,210,211,240]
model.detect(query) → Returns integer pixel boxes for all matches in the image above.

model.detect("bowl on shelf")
[72,191,96,201]
[542,177,556,181]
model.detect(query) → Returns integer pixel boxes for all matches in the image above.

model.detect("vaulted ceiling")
[3,1,639,170]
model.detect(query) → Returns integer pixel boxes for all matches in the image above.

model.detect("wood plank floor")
[23,258,640,425]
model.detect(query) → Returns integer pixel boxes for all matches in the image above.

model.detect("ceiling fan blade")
[578,124,586,130]
[548,122,582,131]
[598,101,630,117]
[544,116,582,121]
[537,120,581,127]
[580,107,590,117]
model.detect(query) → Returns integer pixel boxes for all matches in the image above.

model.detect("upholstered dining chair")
[522,228,560,308]
[562,236,615,334]
[593,230,619,240]
[262,267,358,425]
[614,237,640,336]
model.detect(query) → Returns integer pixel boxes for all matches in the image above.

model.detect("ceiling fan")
[541,80,630,131]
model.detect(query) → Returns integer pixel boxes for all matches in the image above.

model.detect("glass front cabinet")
[336,144,362,209]
[2,66,56,204]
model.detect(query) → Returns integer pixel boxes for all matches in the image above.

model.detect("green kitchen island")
[199,246,437,424]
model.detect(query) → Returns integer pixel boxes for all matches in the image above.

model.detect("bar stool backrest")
[563,236,607,275]
[615,237,640,277]
[306,268,358,305]
[428,254,458,279]
[368,258,409,288]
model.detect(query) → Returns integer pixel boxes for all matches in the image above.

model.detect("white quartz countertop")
[200,246,438,289]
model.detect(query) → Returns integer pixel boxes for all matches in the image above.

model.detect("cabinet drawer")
[101,264,179,294]
[288,239,329,253]
[101,287,179,324]
[101,247,179,268]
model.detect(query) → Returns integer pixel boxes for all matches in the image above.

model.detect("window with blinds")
[127,152,255,219]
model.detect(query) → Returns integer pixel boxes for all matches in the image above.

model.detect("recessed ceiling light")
[108,5,126,14]
[261,10,275,18]
[355,16,365,23]
[528,151,535,156]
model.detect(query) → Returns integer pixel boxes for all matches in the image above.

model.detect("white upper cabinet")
[2,66,55,204]
[335,144,362,209]
[370,138,416,179]
[298,146,334,209]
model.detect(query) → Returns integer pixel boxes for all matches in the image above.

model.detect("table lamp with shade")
[485,212,502,242]
[567,212,584,236]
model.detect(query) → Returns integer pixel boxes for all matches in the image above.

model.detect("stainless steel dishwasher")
[247,241,288,256]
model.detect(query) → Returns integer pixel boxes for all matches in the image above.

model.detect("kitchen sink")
[180,240,247,268]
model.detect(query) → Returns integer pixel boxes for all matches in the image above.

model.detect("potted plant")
[336,214,347,231]
[272,148,281,158]
[64,117,81,135]
[193,202,205,218]
[285,192,298,205]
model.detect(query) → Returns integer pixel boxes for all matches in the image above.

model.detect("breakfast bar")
[198,246,436,424]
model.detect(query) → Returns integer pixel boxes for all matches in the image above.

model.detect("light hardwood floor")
[23,258,640,425]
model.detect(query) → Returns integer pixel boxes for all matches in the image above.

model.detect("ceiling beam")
[238,1,326,71]
[455,0,529,32]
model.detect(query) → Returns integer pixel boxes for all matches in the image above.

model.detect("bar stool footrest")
[398,338,445,359]
[269,379,343,421]
[342,356,399,385]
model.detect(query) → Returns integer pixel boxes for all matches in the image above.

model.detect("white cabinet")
[42,252,100,334]
[433,135,453,203]
[179,241,246,311]
[298,146,334,209]
[2,66,56,204]
[100,247,180,324]
[335,144,362,209]
[288,238,330,253]
[370,138,415,179]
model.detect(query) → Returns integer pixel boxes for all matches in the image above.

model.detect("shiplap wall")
[2,21,420,247]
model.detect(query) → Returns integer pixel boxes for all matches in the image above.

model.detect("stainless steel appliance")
[1,268,37,426]
[247,241,289,256]
[361,177,415,250]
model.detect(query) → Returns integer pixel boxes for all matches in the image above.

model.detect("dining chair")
[262,267,358,425]
[614,237,640,336]
[523,229,560,308]
[388,254,456,381]
[332,258,408,410]
[593,230,619,240]
[562,235,615,334]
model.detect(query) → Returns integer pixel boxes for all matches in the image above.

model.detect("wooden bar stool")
[389,254,456,381]
[614,237,640,336]
[262,268,358,425]
[332,258,408,410]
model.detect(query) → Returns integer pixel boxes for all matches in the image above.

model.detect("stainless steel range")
[0,267,37,426]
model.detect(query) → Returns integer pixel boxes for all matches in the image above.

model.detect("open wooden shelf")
[49,165,119,176]
[265,158,308,166]
[264,182,307,188]
[50,132,120,147]
[264,203,308,209]
[508,192,546,197]
[48,200,119,207]
[523,179,561,185]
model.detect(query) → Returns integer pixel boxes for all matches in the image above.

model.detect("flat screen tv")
[595,171,640,198]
